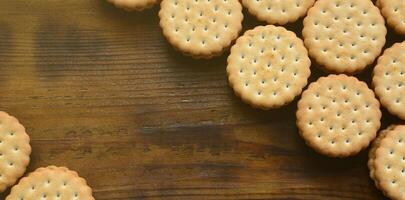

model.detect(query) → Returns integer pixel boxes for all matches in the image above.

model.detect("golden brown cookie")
[379,0,405,35]
[159,0,243,58]
[373,42,405,120]
[373,125,405,200]
[0,111,31,192]
[227,25,311,109]
[6,166,94,200]
[368,125,397,189]
[241,0,315,25]
[297,74,381,157]
[303,0,387,74]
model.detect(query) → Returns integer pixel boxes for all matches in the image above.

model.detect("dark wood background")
[0,0,403,199]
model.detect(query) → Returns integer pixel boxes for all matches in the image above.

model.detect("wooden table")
[0,1,402,199]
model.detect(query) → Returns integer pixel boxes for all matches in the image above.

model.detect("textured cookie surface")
[373,125,405,200]
[159,0,243,58]
[6,166,94,200]
[380,0,405,35]
[368,125,397,187]
[297,74,381,157]
[0,111,31,192]
[107,0,159,11]
[303,0,386,74]
[373,42,405,120]
[227,25,311,109]
[242,0,315,25]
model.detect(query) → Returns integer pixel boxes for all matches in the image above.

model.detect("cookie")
[227,25,311,109]
[379,0,405,35]
[159,0,243,58]
[107,0,159,11]
[373,42,405,120]
[6,166,94,200]
[368,125,397,189]
[0,111,31,192]
[372,125,405,200]
[296,74,382,157]
[241,0,315,25]
[303,0,387,74]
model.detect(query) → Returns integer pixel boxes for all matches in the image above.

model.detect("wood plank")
[0,0,401,199]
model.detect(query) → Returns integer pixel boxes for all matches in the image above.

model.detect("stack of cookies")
[9,0,398,199]
[294,0,389,159]
[225,0,392,160]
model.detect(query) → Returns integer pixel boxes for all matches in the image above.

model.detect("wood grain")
[0,0,402,199]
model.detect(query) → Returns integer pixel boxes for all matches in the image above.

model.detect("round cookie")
[303,0,387,74]
[380,0,405,35]
[107,0,159,11]
[6,166,94,200]
[159,0,243,58]
[368,125,397,189]
[241,0,315,25]
[373,125,405,200]
[0,111,31,192]
[296,74,382,157]
[227,25,311,109]
[373,42,405,120]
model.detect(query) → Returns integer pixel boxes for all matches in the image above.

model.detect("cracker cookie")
[373,42,405,120]
[227,25,311,109]
[107,0,159,11]
[6,166,94,200]
[0,111,31,192]
[368,125,397,188]
[159,0,243,58]
[241,0,315,25]
[380,0,405,35]
[296,74,381,157]
[303,0,387,74]
[371,125,405,200]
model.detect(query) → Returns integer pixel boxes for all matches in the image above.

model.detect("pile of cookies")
[0,111,95,199]
[0,0,402,199]
[107,0,403,198]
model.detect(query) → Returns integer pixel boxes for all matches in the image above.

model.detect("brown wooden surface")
[0,0,403,199]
